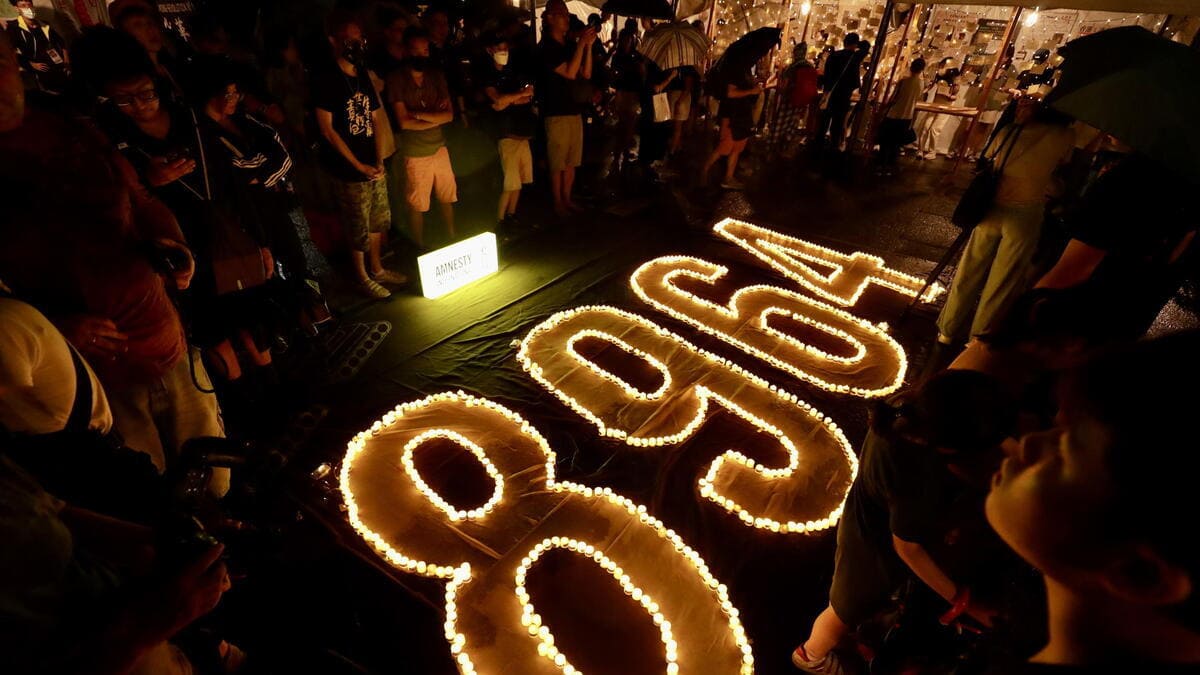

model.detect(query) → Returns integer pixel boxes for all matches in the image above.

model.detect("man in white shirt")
[0,290,113,435]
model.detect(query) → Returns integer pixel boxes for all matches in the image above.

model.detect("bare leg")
[550,170,566,216]
[801,604,849,661]
[409,207,425,248]
[563,166,577,211]
[237,329,271,367]
[506,189,520,217]
[351,249,369,282]
[670,120,684,154]
[497,192,509,223]
[368,232,386,276]
[208,339,243,382]
[724,147,743,182]
[439,201,455,240]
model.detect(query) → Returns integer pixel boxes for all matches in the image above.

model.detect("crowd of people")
[1,1,1198,674]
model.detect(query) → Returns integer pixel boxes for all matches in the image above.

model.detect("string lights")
[341,391,755,674]
[714,218,945,307]
[517,305,857,533]
[630,255,908,398]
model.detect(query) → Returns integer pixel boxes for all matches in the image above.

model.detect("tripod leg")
[900,227,973,321]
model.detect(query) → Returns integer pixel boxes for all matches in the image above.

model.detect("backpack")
[789,66,819,108]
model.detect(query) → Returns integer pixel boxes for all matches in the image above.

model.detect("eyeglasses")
[111,89,159,107]
[223,91,244,102]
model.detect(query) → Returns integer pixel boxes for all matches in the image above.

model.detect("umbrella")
[717,26,781,70]
[705,27,781,92]
[1046,26,1200,184]
[638,21,710,69]
[600,0,674,20]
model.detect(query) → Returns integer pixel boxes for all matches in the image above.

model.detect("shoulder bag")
[950,124,1023,229]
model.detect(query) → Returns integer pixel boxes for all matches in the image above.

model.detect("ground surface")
[220,130,1192,674]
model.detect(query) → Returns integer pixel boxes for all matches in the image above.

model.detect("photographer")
[0,452,234,674]
[792,370,1016,674]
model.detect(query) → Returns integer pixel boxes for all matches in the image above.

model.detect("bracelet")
[939,586,971,625]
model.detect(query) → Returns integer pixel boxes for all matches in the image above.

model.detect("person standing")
[700,63,761,190]
[5,0,69,95]
[936,97,1075,347]
[387,27,457,249]
[916,58,960,159]
[312,10,402,299]
[814,32,863,152]
[609,28,643,172]
[876,57,925,174]
[538,0,596,217]
[481,33,536,228]
[0,31,226,494]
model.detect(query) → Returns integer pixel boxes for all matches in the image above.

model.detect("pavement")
[224,129,1192,673]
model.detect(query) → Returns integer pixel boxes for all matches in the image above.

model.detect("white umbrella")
[638,21,711,69]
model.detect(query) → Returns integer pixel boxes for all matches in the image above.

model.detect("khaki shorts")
[545,114,583,172]
[668,90,692,121]
[499,138,533,192]
[330,175,390,252]
[403,146,458,213]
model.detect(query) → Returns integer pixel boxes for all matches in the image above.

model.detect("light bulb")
[1024,8,1039,27]
[801,0,811,15]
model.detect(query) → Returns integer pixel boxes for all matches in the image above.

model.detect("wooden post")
[531,0,539,43]
[707,0,720,41]
[848,0,894,152]
[801,8,812,45]
[879,4,917,109]
[949,5,1021,174]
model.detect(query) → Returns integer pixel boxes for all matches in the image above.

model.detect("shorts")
[828,484,908,626]
[330,175,390,252]
[404,146,458,213]
[715,118,750,155]
[667,90,692,121]
[545,114,584,172]
[499,137,533,192]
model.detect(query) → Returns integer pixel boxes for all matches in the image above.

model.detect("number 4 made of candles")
[341,391,755,675]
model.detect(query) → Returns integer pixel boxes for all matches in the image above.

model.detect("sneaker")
[371,269,408,286]
[358,278,391,299]
[720,178,746,190]
[791,646,847,674]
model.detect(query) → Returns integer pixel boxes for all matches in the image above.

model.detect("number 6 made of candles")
[341,391,755,675]
[517,306,857,535]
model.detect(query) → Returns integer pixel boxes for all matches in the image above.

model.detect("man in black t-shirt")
[481,33,536,228]
[1036,149,1197,339]
[814,32,864,152]
[537,0,595,217]
[313,10,403,299]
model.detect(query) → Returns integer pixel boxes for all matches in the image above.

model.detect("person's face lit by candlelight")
[108,75,161,124]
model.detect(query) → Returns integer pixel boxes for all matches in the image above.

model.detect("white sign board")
[417,232,500,299]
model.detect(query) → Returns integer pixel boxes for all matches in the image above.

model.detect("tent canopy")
[927,0,1200,13]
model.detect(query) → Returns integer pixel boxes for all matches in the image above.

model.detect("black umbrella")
[600,0,674,20]
[1046,26,1200,184]
[719,26,781,70]
[705,27,780,93]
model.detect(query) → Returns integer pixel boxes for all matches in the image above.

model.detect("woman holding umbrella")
[699,27,779,190]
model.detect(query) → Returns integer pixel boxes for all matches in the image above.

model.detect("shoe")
[358,278,391,299]
[791,646,847,674]
[720,178,746,190]
[371,269,408,286]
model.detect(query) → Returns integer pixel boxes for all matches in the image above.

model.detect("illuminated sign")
[417,233,499,299]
